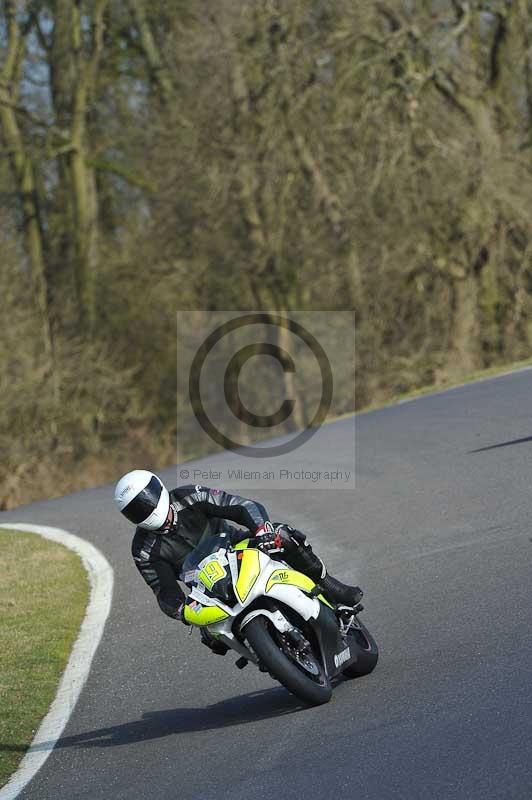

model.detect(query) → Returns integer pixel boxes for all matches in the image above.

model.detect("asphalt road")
[3,369,532,800]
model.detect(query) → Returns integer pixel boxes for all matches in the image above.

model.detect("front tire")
[245,617,332,706]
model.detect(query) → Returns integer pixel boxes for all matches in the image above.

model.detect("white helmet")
[114,470,170,530]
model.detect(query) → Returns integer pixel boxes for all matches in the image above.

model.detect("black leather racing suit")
[131,482,334,622]
[131,484,272,619]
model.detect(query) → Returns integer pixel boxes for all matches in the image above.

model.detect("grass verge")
[0,528,88,788]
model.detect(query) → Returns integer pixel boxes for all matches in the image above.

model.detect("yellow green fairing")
[265,568,334,609]
[235,549,261,603]
[183,602,229,626]
[266,568,315,593]
[233,539,250,551]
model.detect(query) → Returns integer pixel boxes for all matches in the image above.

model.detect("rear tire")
[342,621,379,679]
[245,617,332,706]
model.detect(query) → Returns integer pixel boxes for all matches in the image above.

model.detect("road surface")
[2,369,532,799]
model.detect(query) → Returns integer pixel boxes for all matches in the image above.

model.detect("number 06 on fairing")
[181,532,378,706]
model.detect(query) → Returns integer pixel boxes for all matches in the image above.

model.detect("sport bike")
[180,531,378,706]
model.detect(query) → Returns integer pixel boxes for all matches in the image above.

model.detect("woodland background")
[1,0,532,508]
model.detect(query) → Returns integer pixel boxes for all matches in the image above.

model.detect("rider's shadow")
[22,687,304,752]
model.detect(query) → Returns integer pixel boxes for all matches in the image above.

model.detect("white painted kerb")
[0,524,114,800]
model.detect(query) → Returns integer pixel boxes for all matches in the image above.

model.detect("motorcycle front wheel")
[245,616,332,706]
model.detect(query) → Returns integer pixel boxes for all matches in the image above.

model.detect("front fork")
[305,603,348,677]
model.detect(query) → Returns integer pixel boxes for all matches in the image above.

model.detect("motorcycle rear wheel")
[245,617,332,706]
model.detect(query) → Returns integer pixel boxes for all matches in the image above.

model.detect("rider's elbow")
[157,591,184,621]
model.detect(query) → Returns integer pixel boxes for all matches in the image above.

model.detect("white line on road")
[0,524,114,800]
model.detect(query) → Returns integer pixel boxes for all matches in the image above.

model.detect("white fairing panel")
[239,608,293,633]
[264,584,321,621]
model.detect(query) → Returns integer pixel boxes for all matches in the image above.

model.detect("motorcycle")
[180,530,378,706]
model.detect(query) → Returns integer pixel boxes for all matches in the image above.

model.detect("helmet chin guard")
[115,470,170,530]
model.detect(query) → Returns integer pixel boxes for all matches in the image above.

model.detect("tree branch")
[129,0,173,104]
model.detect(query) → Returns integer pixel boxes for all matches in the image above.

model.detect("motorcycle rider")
[115,470,363,651]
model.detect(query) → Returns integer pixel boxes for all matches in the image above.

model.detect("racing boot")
[281,526,363,608]
[318,573,363,608]
[200,628,229,656]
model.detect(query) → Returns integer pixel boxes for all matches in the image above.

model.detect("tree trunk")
[449,270,479,374]
[130,0,173,105]
[0,2,54,363]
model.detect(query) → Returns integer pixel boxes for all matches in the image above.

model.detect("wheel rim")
[289,649,320,676]
[275,628,327,684]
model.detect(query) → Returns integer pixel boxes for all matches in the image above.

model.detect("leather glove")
[177,600,189,625]
[254,521,286,555]
[158,591,189,624]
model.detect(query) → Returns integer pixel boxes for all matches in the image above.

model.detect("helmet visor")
[121,475,163,524]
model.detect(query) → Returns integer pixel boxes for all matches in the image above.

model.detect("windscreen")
[180,532,230,581]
